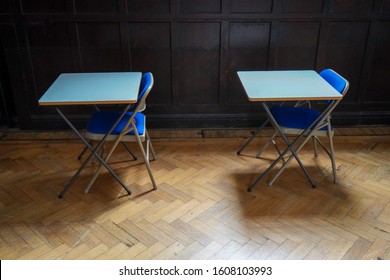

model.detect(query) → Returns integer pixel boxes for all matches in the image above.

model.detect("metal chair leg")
[134,128,157,190]
[327,124,338,183]
[145,129,157,161]
[121,142,137,160]
[312,136,319,157]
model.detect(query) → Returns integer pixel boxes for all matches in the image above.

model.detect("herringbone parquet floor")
[1,129,390,260]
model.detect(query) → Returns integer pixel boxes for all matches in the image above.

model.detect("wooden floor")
[1,129,390,260]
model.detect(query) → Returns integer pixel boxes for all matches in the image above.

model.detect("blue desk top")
[237,70,342,102]
[39,72,142,105]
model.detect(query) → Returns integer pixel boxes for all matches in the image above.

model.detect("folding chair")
[77,87,148,162]
[83,72,157,193]
[259,69,349,185]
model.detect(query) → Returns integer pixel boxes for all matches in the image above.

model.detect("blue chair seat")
[270,106,328,131]
[87,111,145,136]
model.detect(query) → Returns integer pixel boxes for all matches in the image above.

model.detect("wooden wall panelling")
[316,21,370,108]
[229,0,272,14]
[278,0,324,14]
[328,0,374,15]
[272,21,320,70]
[178,0,221,14]
[26,21,75,119]
[128,22,172,106]
[77,22,123,72]
[0,0,13,14]
[365,21,390,106]
[0,0,389,129]
[0,24,18,126]
[126,0,171,14]
[227,22,271,105]
[20,0,67,14]
[381,0,390,13]
[176,22,220,106]
[74,0,119,14]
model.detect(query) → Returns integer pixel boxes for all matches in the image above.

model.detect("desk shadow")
[0,165,155,225]
[230,165,352,219]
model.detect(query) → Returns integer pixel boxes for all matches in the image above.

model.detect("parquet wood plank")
[171,219,214,246]
[60,243,90,259]
[228,240,263,260]
[285,240,317,260]
[232,219,287,245]
[361,237,390,260]
[145,199,185,223]
[267,239,298,260]
[205,218,251,245]
[115,242,149,259]
[341,237,371,260]
[324,238,354,260]
[176,182,215,202]
[248,239,280,260]
[170,241,204,260]
[13,223,46,249]
[99,220,139,248]
[134,219,176,247]
[377,204,390,225]
[132,242,165,260]
[77,243,109,260]
[95,242,130,260]
[210,240,242,260]
[39,243,72,260]
[152,242,186,260]
[307,217,359,243]
[304,238,335,260]
[179,199,217,222]
[190,241,223,260]
[162,199,201,223]
[16,244,54,260]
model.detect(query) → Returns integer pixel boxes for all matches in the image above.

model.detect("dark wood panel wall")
[0,0,389,129]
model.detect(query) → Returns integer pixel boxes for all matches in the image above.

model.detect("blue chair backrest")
[132,72,153,112]
[138,72,153,101]
[319,69,347,94]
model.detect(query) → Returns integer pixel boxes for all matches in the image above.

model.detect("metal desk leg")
[56,107,132,198]
[265,100,340,188]
[237,119,269,155]
[247,103,317,192]
[83,125,127,193]
[267,133,316,187]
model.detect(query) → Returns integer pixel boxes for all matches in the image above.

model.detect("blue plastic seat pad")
[270,106,328,131]
[87,111,145,136]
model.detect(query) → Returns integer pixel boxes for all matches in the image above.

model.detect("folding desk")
[39,72,142,198]
[237,70,342,192]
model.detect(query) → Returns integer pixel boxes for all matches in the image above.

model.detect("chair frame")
[83,72,157,193]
